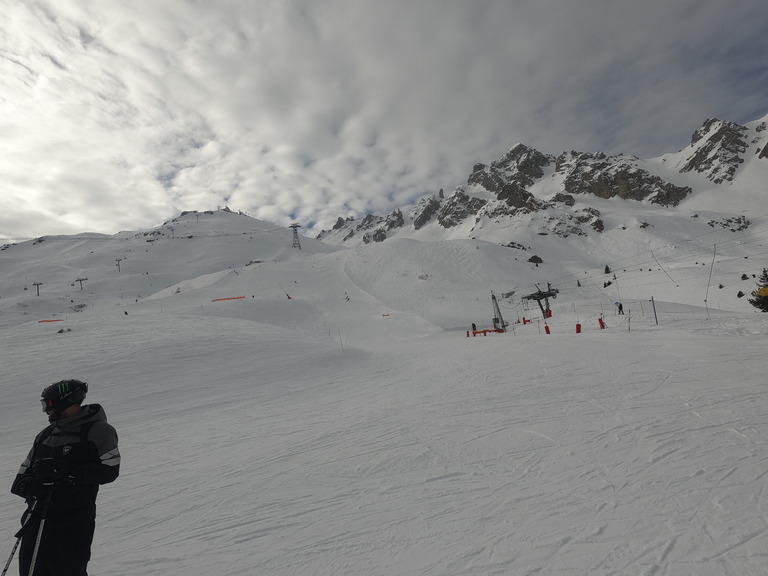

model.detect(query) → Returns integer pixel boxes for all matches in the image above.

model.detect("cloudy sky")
[1,0,767,241]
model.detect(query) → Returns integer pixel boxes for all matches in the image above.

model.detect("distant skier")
[10,379,120,576]
[471,323,477,332]
[617,302,624,315]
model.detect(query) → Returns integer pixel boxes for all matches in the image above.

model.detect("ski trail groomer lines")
[9,380,120,576]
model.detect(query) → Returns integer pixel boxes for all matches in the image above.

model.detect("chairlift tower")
[289,223,302,249]
[491,291,507,332]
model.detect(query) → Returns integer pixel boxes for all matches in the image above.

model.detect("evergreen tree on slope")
[748,268,768,312]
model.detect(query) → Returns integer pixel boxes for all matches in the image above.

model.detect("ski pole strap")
[13,499,40,539]
[25,492,52,576]
[34,490,53,521]
[13,489,53,538]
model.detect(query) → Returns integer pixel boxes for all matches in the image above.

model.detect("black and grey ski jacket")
[10,404,120,517]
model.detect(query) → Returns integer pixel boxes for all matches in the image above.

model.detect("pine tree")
[748,268,768,312]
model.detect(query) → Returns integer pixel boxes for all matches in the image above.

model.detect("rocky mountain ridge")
[316,115,768,246]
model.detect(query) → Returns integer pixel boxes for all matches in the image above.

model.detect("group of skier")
[5,379,120,576]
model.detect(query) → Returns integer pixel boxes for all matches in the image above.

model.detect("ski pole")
[27,491,52,576]
[1,499,39,576]
[0,538,21,576]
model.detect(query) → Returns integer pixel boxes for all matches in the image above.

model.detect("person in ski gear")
[10,379,120,576]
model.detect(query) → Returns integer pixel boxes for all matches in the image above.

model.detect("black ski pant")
[18,507,95,576]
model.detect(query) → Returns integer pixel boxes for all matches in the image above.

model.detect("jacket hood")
[51,403,108,429]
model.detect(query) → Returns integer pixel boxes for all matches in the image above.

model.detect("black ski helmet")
[40,379,88,413]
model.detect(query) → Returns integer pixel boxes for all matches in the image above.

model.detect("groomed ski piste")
[1,210,767,575]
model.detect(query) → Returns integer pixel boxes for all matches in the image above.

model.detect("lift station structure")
[522,283,559,318]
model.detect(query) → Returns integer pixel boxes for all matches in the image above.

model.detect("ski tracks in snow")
[4,308,768,575]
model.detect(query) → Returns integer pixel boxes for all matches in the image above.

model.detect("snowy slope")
[1,208,768,575]
[312,114,768,321]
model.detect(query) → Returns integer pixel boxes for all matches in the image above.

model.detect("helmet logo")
[41,379,87,412]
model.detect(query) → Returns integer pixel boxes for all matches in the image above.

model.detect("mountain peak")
[468,144,553,194]
[677,118,749,183]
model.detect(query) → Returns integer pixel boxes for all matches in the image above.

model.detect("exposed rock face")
[358,214,380,232]
[498,183,534,209]
[371,229,387,243]
[332,217,348,230]
[558,151,691,206]
[316,217,353,240]
[538,207,602,239]
[469,144,553,193]
[679,118,749,183]
[412,196,442,230]
[438,190,487,228]
[552,193,575,206]
[756,122,768,159]
[385,210,404,231]
[468,163,505,194]
[332,209,405,244]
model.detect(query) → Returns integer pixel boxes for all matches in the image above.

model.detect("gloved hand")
[30,458,70,485]
[13,476,42,500]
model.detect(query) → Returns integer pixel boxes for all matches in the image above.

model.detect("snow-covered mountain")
[316,113,768,252]
[0,189,765,332]
[1,154,768,574]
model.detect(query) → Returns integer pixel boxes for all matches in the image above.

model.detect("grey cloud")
[1,0,767,240]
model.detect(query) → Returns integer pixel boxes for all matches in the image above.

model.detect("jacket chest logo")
[62,446,72,455]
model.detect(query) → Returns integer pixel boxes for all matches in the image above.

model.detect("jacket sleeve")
[10,431,44,499]
[74,421,120,485]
